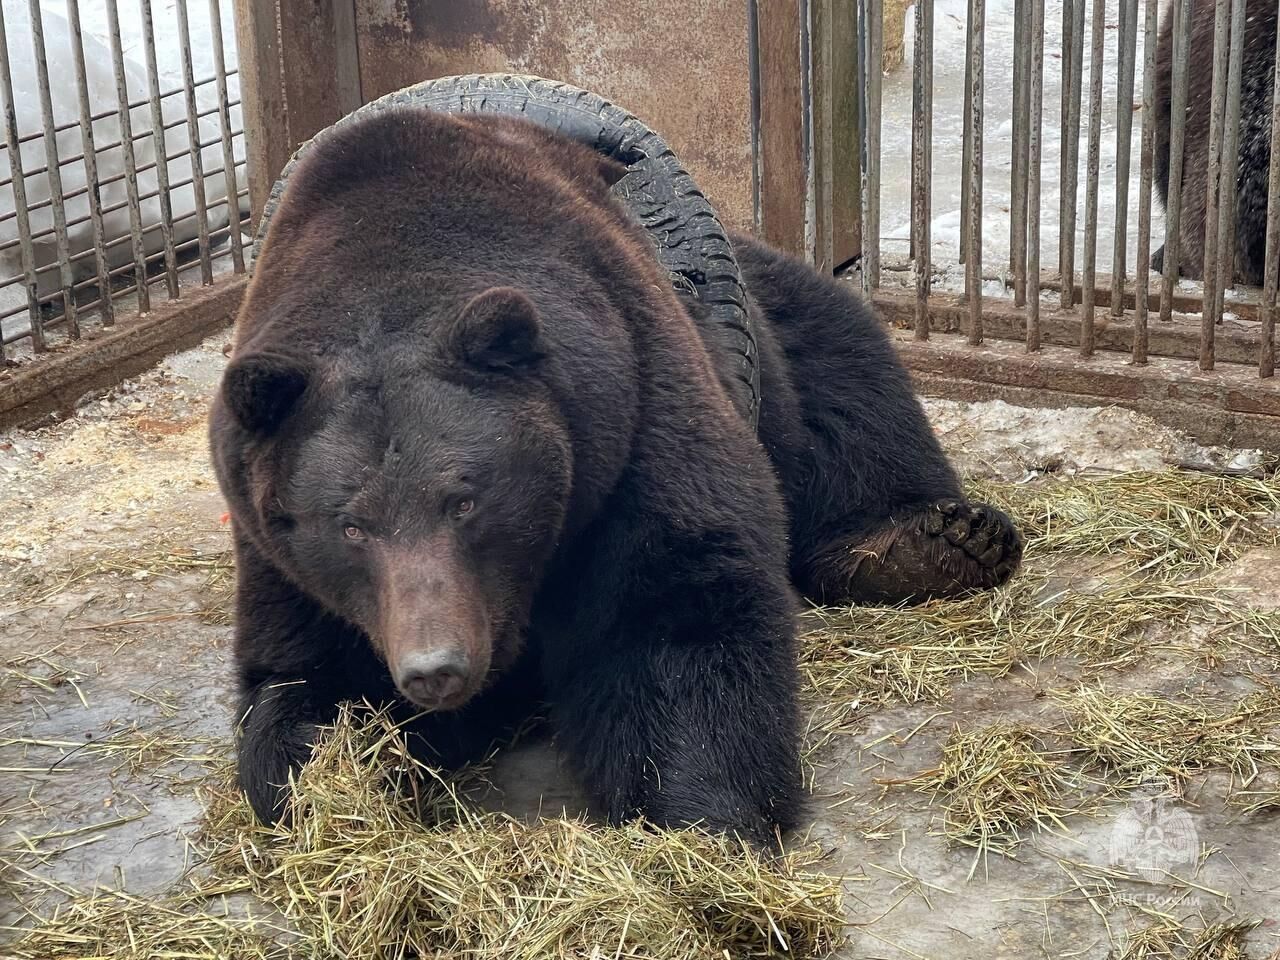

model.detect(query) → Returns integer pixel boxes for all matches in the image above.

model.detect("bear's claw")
[921,499,1022,583]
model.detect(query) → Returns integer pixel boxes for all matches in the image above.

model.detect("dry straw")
[7,468,1280,957]
[7,705,846,960]
[1064,686,1280,787]
[904,724,1072,863]
[1111,918,1260,960]
[973,471,1280,576]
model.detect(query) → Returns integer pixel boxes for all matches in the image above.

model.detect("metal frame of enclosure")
[5,0,1280,449]
[0,0,249,425]
[859,0,1280,449]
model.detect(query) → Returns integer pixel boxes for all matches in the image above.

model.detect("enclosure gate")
[5,0,1280,450]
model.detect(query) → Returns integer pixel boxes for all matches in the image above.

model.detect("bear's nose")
[396,649,470,709]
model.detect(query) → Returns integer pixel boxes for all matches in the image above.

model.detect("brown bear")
[1152,0,1278,285]
[210,108,1021,847]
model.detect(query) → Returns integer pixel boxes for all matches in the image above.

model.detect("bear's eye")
[343,524,366,541]
[452,498,475,520]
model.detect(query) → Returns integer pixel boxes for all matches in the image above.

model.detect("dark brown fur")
[1153,0,1278,284]
[211,110,1021,845]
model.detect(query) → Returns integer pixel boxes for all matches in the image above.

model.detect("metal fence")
[851,0,1280,380]
[0,0,246,362]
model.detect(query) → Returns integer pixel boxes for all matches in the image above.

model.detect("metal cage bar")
[1079,0,1105,357]
[1025,0,1046,353]
[911,0,932,340]
[1132,0,1159,365]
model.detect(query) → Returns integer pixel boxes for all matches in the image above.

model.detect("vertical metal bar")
[912,0,933,339]
[1011,0,1032,305]
[1262,8,1280,379]
[27,0,77,336]
[1200,0,1231,370]
[1109,0,1138,319]
[966,0,985,344]
[0,2,41,353]
[104,0,150,314]
[1058,0,1074,290]
[1214,0,1246,324]
[1080,0,1105,356]
[66,0,115,328]
[1160,0,1192,323]
[1060,0,1085,310]
[960,1,974,268]
[177,0,213,284]
[141,0,179,298]
[1133,0,1159,365]
[1026,0,1045,352]
[862,0,883,291]
[208,0,245,273]
[748,0,762,234]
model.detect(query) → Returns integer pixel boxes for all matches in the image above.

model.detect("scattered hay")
[0,725,227,777]
[974,472,1280,576]
[2,885,288,960]
[903,723,1072,863]
[1111,917,1260,960]
[1063,687,1280,787]
[798,576,1271,754]
[5,541,232,609]
[7,706,847,960]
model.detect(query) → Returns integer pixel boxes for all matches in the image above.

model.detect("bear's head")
[213,109,668,713]
[219,285,573,712]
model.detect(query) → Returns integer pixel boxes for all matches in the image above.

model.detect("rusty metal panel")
[353,0,753,231]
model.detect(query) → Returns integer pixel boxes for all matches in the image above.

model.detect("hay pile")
[904,724,1071,862]
[7,705,846,960]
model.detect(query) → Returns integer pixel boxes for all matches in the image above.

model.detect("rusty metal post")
[1010,0,1031,305]
[1159,0,1191,323]
[0,2,42,353]
[960,0,974,269]
[912,0,933,339]
[1026,0,1045,352]
[66,0,115,327]
[209,0,245,274]
[862,0,883,291]
[1080,0,1104,357]
[105,0,151,314]
[1213,0,1246,326]
[1109,0,1137,319]
[1133,0,1159,365]
[26,0,77,334]
[1060,0,1085,311]
[1200,0,1231,370]
[965,0,984,344]
[1262,11,1280,378]
[140,0,180,299]
[176,0,213,284]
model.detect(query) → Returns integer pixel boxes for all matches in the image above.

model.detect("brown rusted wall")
[353,0,754,230]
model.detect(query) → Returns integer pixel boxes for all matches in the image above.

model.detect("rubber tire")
[250,73,760,429]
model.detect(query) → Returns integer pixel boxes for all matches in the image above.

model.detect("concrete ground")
[1,335,1278,958]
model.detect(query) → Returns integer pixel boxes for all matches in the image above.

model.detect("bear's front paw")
[237,718,320,826]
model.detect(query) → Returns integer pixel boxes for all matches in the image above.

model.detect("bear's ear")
[595,155,629,188]
[221,351,310,434]
[443,287,545,374]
